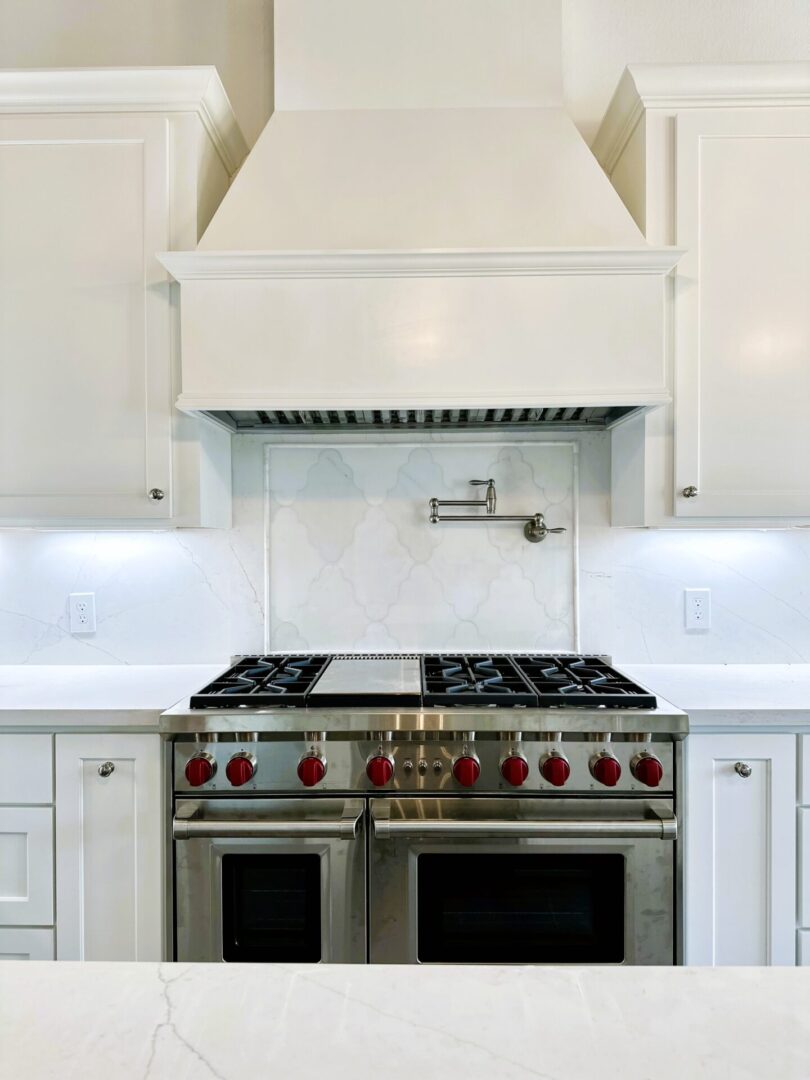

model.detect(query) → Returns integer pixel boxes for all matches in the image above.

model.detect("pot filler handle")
[173,798,364,840]
[371,802,677,841]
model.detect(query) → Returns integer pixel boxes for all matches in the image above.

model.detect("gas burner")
[190,655,330,708]
[422,655,536,708]
[513,655,656,709]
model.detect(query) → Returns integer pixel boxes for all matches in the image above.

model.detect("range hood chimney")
[160,0,680,433]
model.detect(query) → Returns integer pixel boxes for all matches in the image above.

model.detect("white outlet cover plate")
[68,592,96,634]
[684,588,711,632]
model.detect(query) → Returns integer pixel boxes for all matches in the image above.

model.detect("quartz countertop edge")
[623,664,810,728]
[1,961,809,1080]
[0,664,225,728]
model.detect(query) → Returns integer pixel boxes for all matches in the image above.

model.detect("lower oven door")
[174,797,366,963]
[369,797,676,965]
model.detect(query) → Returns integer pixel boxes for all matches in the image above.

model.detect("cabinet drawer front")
[0,735,52,804]
[0,806,53,925]
[0,927,54,960]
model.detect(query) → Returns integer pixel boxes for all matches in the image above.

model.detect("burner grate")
[190,655,330,708]
[421,655,537,708]
[513,655,656,709]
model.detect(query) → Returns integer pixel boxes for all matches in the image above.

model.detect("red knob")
[591,754,621,787]
[500,755,529,787]
[541,755,571,788]
[366,755,394,787]
[633,754,664,788]
[185,755,215,788]
[453,756,480,788]
[225,754,255,787]
[298,755,326,787]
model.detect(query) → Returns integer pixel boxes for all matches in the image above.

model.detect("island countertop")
[1,962,809,1080]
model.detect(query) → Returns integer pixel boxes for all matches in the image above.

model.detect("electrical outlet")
[684,588,711,632]
[69,592,96,634]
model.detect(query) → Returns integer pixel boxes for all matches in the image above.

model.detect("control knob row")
[185,748,665,789]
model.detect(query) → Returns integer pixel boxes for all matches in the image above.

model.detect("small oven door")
[173,797,366,963]
[369,798,676,965]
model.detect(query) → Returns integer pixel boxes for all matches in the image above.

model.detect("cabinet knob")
[682,485,699,498]
[98,761,115,778]
[734,761,752,779]
[148,488,165,502]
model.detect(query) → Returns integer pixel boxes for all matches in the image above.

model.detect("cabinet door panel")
[674,108,810,517]
[0,806,53,925]
[55,734,161,960]
[0,735,52,804]
[0,115,172,520]
[0,927,54,960]
[685,734,796,964]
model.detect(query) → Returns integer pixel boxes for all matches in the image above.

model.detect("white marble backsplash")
[3,431,810,665]
[266,442,577,652]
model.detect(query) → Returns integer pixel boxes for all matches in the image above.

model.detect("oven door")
[369,797,676,965]
[174,797,366,963]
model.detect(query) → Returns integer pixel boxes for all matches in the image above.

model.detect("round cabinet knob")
[682,485,699,498]
[452,755,480,788]
[148,487,165,501]
[298,754,326,788]
[500,755,529,787]
[185,754,216,788]
[632,753,664,788]
[97,761,115,778]
[225,754,256,787]
[366,754,394,787]
[540,754,571,788]
[735,761,752,779]
[591,754,622,787]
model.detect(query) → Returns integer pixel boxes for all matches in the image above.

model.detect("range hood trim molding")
[159,247,683,281]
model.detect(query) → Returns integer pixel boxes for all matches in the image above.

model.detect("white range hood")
[160,0,681,432]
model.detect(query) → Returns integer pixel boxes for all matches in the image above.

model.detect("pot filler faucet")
[428,479,566,544]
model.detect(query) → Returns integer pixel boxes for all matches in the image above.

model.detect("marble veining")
[265,442,578,652]
[1,962,809,1080]
[5,432,810,665]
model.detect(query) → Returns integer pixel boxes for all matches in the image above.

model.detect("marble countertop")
[0,664,224,729]
[623,664,810,727]
[1,962,809,1079]
[2,661,810,731]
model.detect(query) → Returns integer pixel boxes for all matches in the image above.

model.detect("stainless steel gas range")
[162,653,687,966]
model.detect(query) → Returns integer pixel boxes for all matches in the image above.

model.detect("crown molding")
[0,66,248,175]
[594,62,810,174]
[159,247,683,281]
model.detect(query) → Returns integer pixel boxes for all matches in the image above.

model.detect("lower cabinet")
[0,928,54,961]
[55,734,162,960]
[685,733,797,964]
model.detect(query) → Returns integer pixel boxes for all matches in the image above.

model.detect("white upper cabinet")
[596,64,810,525]
[0,70,247,526]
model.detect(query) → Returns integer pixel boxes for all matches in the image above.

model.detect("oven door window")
[417,853,625,963]
[221,854,321,962]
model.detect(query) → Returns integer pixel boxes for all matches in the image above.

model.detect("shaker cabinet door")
[0,114,173,521]
[674,108,810,518]
[55,733,162,960]
[685,733,796,964]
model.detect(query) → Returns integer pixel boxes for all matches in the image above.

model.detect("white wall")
[1,0,804,148]
[3,433,810,666]
[0,0,274,147]
[562,0,810,144]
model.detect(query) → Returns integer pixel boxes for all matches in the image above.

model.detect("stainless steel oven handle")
[173,798,363,840]
[371,808,677,841]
